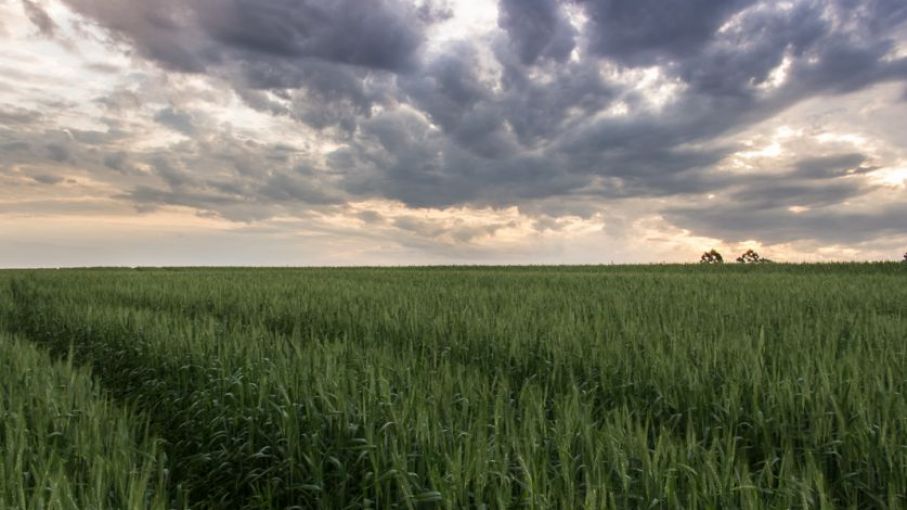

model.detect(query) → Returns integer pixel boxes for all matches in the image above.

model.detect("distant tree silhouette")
[903,251,907,263]
[700,249,724,264]
[736,249,772,264]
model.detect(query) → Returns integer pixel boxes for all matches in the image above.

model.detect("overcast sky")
[1,0,905,266]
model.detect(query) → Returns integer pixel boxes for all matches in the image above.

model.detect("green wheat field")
[1,265,905,509]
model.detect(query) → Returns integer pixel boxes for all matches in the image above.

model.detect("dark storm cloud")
[578,0,757,65]
[62,0,435,73]
[60,0,443,135]
[367,0,903,214]
[110,133,347,221]
[198,0,424,72]
[791,154,870,179]
[0,106,42,125]
[30,173,64,185]
[663,151,898,243]
[151,156,194,189]
[102,152,130,173]
[29,0,907,248]
[490,46,618,148]
[45,143,69,162]
[393,215,510,243]
[497,0,576,65]
[357,210,385,224]
[259,171,341,205]
[839,0,907,32]
[22,0,58,36]
[500,0,905,204]
[674,1,829,96]
[154,107,197,135]
[667,200,907,244]
[0,94,346,221]
[727,180,871,211]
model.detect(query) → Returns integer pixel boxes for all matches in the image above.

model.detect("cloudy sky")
[1,0,905,266]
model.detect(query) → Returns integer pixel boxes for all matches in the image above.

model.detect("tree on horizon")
[736,249,772,264]
[700,249,724,264]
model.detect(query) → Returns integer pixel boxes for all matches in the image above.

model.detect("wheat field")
[0,265,905,509]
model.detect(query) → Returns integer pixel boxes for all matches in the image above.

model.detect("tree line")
[701,249,907,264]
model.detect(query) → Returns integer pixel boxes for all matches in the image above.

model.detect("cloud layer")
[1,0,906,265]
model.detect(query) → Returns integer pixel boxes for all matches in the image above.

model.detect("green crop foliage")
[1,264,905,509]
[0,331,179,510]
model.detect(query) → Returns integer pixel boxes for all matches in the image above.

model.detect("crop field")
[0,265,905,509]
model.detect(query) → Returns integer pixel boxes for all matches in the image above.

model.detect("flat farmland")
[1,265,905,509]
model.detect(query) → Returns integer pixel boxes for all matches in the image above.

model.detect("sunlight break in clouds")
[1,0,906,266]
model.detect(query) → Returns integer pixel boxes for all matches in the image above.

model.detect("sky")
[0,0,905,267]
